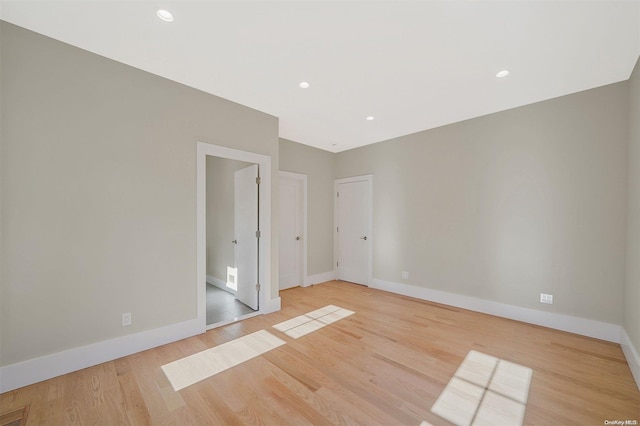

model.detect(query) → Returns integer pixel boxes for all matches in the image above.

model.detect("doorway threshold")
[206,311,261,330]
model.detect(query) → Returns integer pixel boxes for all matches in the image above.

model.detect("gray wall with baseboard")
[2,18,638,375]
[0,21,279,366]
[335,82,629,325]
[626,56,640,353]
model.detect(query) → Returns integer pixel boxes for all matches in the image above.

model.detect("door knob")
[232,240,237,244]
[296,236,300,241]
[360,236,367,240]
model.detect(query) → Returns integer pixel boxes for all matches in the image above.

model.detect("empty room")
[1,1,640,425]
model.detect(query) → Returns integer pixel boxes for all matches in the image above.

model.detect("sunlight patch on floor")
[161,330,285,391]
[272,305,355,339]
[430,350,533,426]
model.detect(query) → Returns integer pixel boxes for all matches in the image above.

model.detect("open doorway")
[197,143,272,330]
[205,157,258,325]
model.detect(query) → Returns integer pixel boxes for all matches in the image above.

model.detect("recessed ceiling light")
[496,70,510,78]
[156,9,174,22]
[366,116,375,121]
[299,82,310,88]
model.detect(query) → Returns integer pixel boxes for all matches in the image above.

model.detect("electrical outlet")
[122,312,132,326]
[540,293,553,304]
[401,271,409,279]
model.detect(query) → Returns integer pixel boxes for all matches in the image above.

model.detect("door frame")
[278,171,308,288]
[197,142,272,330]
[334,174,373,286]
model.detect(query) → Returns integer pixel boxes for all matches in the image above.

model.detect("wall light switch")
[401,271,409,279]
[122,312,132,326]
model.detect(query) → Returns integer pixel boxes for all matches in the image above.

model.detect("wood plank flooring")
[1,281,639,425]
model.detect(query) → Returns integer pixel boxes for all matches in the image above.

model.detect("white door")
[279,176,303,290]
[234,164,259,310]
[336,177,371,285]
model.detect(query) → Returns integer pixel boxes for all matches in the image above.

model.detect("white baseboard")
[0,318,204,393]
[206,274,235,295]
[0,285,281,393]
[621,329,640,391]
[305,270,337,286]
[4,277,633,394]
[370,279,621,343]
[264,297,281,313]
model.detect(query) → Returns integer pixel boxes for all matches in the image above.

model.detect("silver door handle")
[360,236,367,240]
[232,240,237,244]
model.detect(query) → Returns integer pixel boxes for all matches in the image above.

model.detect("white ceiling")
[2,1,639,153]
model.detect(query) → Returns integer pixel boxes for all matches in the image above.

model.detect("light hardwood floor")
[1,281,639,425]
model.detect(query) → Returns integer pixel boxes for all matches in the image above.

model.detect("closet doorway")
[279,171,307,290]
[334,175,372,286]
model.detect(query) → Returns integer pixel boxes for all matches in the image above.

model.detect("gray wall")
[627,57,640,353]
[0,22,279,366]
[206,157,252,285]
[2,18,637,373]
[335,82,629,325]
[279,138,335,276]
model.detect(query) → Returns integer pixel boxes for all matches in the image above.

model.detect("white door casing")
[197,142,272,332]
[234,164,259,310]
[335,175,372,286]
[279,174,304,289]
